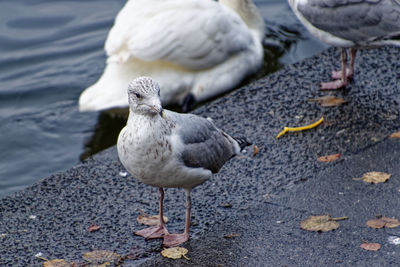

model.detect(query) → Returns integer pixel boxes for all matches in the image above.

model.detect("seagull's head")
[127,77,164,117]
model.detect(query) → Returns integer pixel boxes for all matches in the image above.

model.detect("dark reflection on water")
[0,0,327,197]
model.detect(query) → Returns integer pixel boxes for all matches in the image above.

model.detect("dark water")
[0,0,326,197]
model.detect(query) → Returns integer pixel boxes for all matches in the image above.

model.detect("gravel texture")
[1,46,400,266]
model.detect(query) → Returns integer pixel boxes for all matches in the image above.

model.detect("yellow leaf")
[390,131,400,138]
[82,250,121,264]
[137,214,168,226]
[43,259,73,267]
[317,153,341,162]
[300,215,347,232]
[224,233,240,238]
[366,216,400,229]
[161,247,189,260]
[310,95,346,107]
[354,172,391,184]
[360,242,381,251]
[276,117,324,139]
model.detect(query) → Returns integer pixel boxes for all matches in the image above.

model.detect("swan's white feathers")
[106,0,253,70]
[79,0,265,111]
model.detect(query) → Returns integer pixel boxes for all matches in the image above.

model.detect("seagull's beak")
[148,105,161,115]
[147,98,164,118]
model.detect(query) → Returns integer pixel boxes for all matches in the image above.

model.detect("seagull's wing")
[166,111,240,173]
[105,0,254,70]
[297,0,400,44]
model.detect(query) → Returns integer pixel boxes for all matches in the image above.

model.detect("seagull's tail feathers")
[233,136,252,151]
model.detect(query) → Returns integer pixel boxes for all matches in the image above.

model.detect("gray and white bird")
[288,0,400,90]
[117,77,250,247]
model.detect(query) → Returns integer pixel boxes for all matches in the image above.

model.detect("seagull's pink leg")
[135,187,169,239]
[348,48,357,78]
[331,48,357,79]
[331,68,351,80]
[321,48,349,90]
[163,189,191,247]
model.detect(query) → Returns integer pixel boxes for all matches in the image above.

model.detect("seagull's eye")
[135,93,142,99]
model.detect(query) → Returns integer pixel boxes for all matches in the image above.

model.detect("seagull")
[79,0,265,112]
[288,0,400,90]
[117,77,250,247]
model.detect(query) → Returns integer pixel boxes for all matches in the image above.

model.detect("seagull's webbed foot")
[331,68,353,80]
[320,79,347,90]
[163,232,189,247]
[320,47,356,90]
[135,224,169,239]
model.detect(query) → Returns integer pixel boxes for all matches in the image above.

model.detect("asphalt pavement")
[1,46,400,266]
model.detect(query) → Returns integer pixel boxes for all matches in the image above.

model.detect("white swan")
[288,0,400,90]
[79,0,265,112]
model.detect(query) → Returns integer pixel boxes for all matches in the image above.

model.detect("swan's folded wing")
[105,0,254,70]
[298,0,400,43]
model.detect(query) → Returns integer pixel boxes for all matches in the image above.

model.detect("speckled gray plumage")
[117,77,242,189]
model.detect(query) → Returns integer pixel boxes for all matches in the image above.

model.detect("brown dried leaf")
[317,153,341,163]
[224,233,240,238]
[88,224,100,232]
[360,242,381,251]
[358,172,391,184]
[137,214,168,226]
[252,145,259,157]
[82,250,121,264]
[367,216,400,229]
[43,259,74,267]
[390,131,400,138]
[161,247,189,260]
[219,202,232,208]
[300,215,344,232]
[311,96,346,107]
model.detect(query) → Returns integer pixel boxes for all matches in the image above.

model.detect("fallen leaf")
[219,202,232,208]
[137,214,168,226]
[252,145,259,157]
[317,153,341,163]
[390,131,400,138]
[354,172,391,184]
[43,259,74,267]
[88,224,100,232]
[310,95,347,107]
[360,242,381,251]
[367,216,400,229]
[161,247,189,260]
[83,250,122,265]
[300,215,348,232]
[224,233,240,238]
[276,117,324,139]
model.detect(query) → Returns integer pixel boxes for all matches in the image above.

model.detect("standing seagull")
[79,0,265,112]
[117,77,250,247]
[288,0,400,90]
